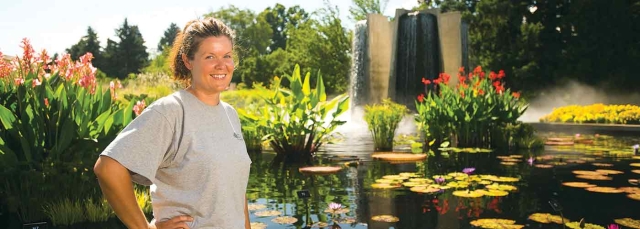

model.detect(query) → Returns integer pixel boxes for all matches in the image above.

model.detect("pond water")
[246,131,640,229]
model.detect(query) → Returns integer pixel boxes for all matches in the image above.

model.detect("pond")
[246,130,640,229]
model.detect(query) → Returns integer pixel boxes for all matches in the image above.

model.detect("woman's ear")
[181,53,192,70]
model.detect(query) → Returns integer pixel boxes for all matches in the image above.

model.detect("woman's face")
[183,36,234,94]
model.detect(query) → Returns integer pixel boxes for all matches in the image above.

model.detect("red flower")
[459,75,466,84]
[478,89,485,95]
[473,66,482,75]
[440,73,450,84]
[512,92,521,99]
[422,77,431,85]
[44,98,49,107]
[417,94,425,102]
[489,71,497,81]
[497,70,505,79]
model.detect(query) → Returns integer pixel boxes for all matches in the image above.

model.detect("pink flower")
[329,202,342,210]
[32,78,41,87]
[608,224,620,229]
[14,77,24,85]
[435,177,445,183]
[462,167,475,174]
[133,100,146,116]
[527,157,534,166]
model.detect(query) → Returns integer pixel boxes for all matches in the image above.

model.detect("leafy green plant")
[364,99,408,151]
[135,187,153,215]
[244,65,349,164]
[415,66,528,149]
[0,39,138,170]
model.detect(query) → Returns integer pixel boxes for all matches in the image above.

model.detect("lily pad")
[410,186,442,193]
[501,158,522,162]
[565,221,604,229]
[629,193,640,201]
[371,214,400,222]
[618,187,640,194]
[409,178,433,183]
[311,222,330,228]
[488,176,520,182]
[479,189,509,197]
[399,172,420,178]
[470,218,524,229]
[324,208,350,214]
[376,179,401,184]
[272,216,298,224]
[338,217,357,224]
[372,153,427,162]
[448,172,468,177]
[508,154,524,158]
[614,218,640,229]
[247,203,267,211]
[576,175,612,180]
[633,156,640,160]
[528,213,569,224]
[562,182,596,188]
[250,222,268,229]
[402,182,429,187]
[299,166,342,175]
[592,163,613,167]
[633,170,640,174]
[631,163,640,167]
[573,170,602,176]
[585,186,626,193]
[595,169,624,175]
[453,190,484,198]
[485,184,518,191]
[501,162,517,166]
[446,181,470,188]
[535,164,554,168]
[255,210,282,217]
[371,183,401,189]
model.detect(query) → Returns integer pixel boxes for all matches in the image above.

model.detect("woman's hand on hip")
[149,215,194,229]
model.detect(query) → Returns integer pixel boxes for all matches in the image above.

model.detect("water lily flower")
[435,177,445,183]
[608,224,620,229]
[329,202,342,211]
[527,157,534,166]
[575,133,581,138]
[462,167,475,174]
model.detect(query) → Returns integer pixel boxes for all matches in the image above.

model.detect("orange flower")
[512,92,520,99]
[417,94,425,102]
[422,77,431,85]
[497,70,505,79]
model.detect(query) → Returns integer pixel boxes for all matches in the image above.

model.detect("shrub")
[364,99,409,151]
[415,66,528,148]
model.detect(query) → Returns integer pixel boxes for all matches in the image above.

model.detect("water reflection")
[247,132,640,229]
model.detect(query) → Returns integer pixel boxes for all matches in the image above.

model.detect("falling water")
[394,12,441,108]
[349,20,369,113]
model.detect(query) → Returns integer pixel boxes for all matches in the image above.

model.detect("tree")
[259,4,309,53]
[349,0,389,21]
[157,23,180,52]
[285,1,352,94]
[66,27,103,69]
[103,18,149,79]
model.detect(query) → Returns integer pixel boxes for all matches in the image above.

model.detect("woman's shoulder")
[145,90,187,118]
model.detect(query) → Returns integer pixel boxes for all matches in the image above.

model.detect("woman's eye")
[205,56,214,59]
[224,55,232,58]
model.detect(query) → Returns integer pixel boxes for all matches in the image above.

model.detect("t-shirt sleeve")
[100,108,175,186]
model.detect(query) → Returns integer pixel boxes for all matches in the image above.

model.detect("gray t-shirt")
[101,89,252,229]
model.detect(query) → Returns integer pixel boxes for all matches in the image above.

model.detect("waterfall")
[394,12,441,109]
[349,20,369,112]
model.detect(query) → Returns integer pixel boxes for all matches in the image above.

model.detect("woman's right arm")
[94,155,150,229]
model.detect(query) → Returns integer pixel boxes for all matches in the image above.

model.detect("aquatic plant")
[363,98,409,151]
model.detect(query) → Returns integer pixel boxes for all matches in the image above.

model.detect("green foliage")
[0,41,137,223]
[348,0,389,21]
[135,187,153,215]
[249,65,349,164]
[143,47,171,76]
[364,99,408,151]
[102,18,149,79]
[43,199,85,226]
[260,4,310,53]
[158,23,180,52]
[222,85,274,152]
[415,67,527,149]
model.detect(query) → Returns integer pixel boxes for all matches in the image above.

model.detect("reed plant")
[84,198,112,223]
[364,99,409,151]
[42,199,84,226]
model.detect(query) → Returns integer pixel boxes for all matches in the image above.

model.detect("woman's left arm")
[245,197,250,229]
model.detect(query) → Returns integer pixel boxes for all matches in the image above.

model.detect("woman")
[94,17,252,229]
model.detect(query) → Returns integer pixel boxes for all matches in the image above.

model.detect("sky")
[0,0,419,57]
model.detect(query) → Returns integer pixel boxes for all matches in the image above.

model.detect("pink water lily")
[527,157,534,166]
[462,167,475,174]
[608,224,620,229]
[329,202,342,210]
[435,177,445,183]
